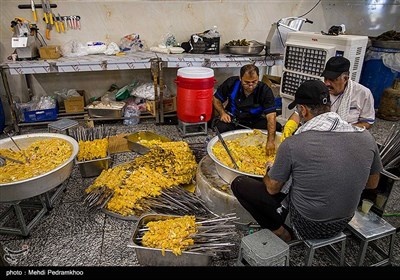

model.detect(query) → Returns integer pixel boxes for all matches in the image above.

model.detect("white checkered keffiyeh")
[336,79,353,122]
[294,111,364,135]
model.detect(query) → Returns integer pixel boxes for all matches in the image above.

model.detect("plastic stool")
[347,210,396,266]
[303,232,347,266]
[237,229,290,266]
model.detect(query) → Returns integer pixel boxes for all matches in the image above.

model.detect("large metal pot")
[0,133,79,202]
[207,129,282,183]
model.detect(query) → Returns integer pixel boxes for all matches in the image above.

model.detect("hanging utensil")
[31,0,37,22]
[214,127,239,170]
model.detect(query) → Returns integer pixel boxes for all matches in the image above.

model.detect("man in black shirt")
[212,64,280,155]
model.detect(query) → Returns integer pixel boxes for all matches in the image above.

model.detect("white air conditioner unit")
[279,31,368,122]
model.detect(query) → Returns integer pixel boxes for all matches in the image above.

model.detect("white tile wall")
[0,0,398,125]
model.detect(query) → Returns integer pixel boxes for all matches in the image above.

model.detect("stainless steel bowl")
[207,129,281,183]
[225,41,265,55]
[0,133,79,202]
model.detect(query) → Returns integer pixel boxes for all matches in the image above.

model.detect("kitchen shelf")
[1,51,282,133]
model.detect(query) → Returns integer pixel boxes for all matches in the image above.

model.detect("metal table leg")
[43,183,68,210]
[0,196,48,237]
[0,67,20,133]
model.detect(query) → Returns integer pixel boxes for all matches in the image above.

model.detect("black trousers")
[231,175,287,231]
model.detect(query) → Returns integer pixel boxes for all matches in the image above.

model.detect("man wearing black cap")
[281,56,375,142]
[231,80,382,241]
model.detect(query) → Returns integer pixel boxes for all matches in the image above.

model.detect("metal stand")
[48,118,79,135]
[0,196,47,236]
[177,120,207,137]
[0,184,67,236]
[43,183,68,209]
[346,210,396,266]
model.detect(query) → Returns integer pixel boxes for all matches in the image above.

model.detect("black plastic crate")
[191,35,220,54]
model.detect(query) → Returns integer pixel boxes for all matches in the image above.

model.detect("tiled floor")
[0,117,399,267]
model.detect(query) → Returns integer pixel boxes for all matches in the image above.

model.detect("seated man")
[281,56,375,142]
[231,80,382,242]
[212,64,281,155]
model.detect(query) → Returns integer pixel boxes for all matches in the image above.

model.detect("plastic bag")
[160,33,177,48]
[116,80,140,101]
[123,101,141,126]
[100,92,117,103]
[104,42,120,55]
[60,40,88,57]
[33,96,56,110]
[86,42,107,54]
[130,82,169,100]
[119,33,146,52]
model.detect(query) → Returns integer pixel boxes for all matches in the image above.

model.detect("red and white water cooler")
[175,67,215,136]
[175,67,215,123]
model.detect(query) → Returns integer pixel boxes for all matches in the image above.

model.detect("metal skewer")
[4,132,30,163]
[214,127,239,170]
[0,155,24,165]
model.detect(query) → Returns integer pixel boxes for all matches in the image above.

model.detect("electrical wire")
[36,31,47,47]
[297,0,322,18]
[275,0,322,50]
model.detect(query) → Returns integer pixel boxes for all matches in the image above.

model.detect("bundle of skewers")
[84,185,216,218]
[70,125,116,162]
[380,124,400,174]
[134,214,238,256]
[83,141,199,217]
[188,142,208,163]
[70,125,115,142]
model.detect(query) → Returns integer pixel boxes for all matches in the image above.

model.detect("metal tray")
[125,131,171,154]
[127,213,211,266]
[225,41,265,55]
[75,151,111,178]
[87,108,124,118]
[86,102,126,118]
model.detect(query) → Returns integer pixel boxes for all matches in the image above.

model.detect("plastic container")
[175,67,216,123]
[0,97,5,133]
[359,47,400,108]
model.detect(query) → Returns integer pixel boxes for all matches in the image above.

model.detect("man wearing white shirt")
[281,56,375,142]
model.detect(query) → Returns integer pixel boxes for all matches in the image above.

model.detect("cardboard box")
[146,96,177,116]
[64,90,85,113]
[39,45,61,59]
[262,74,281,98]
